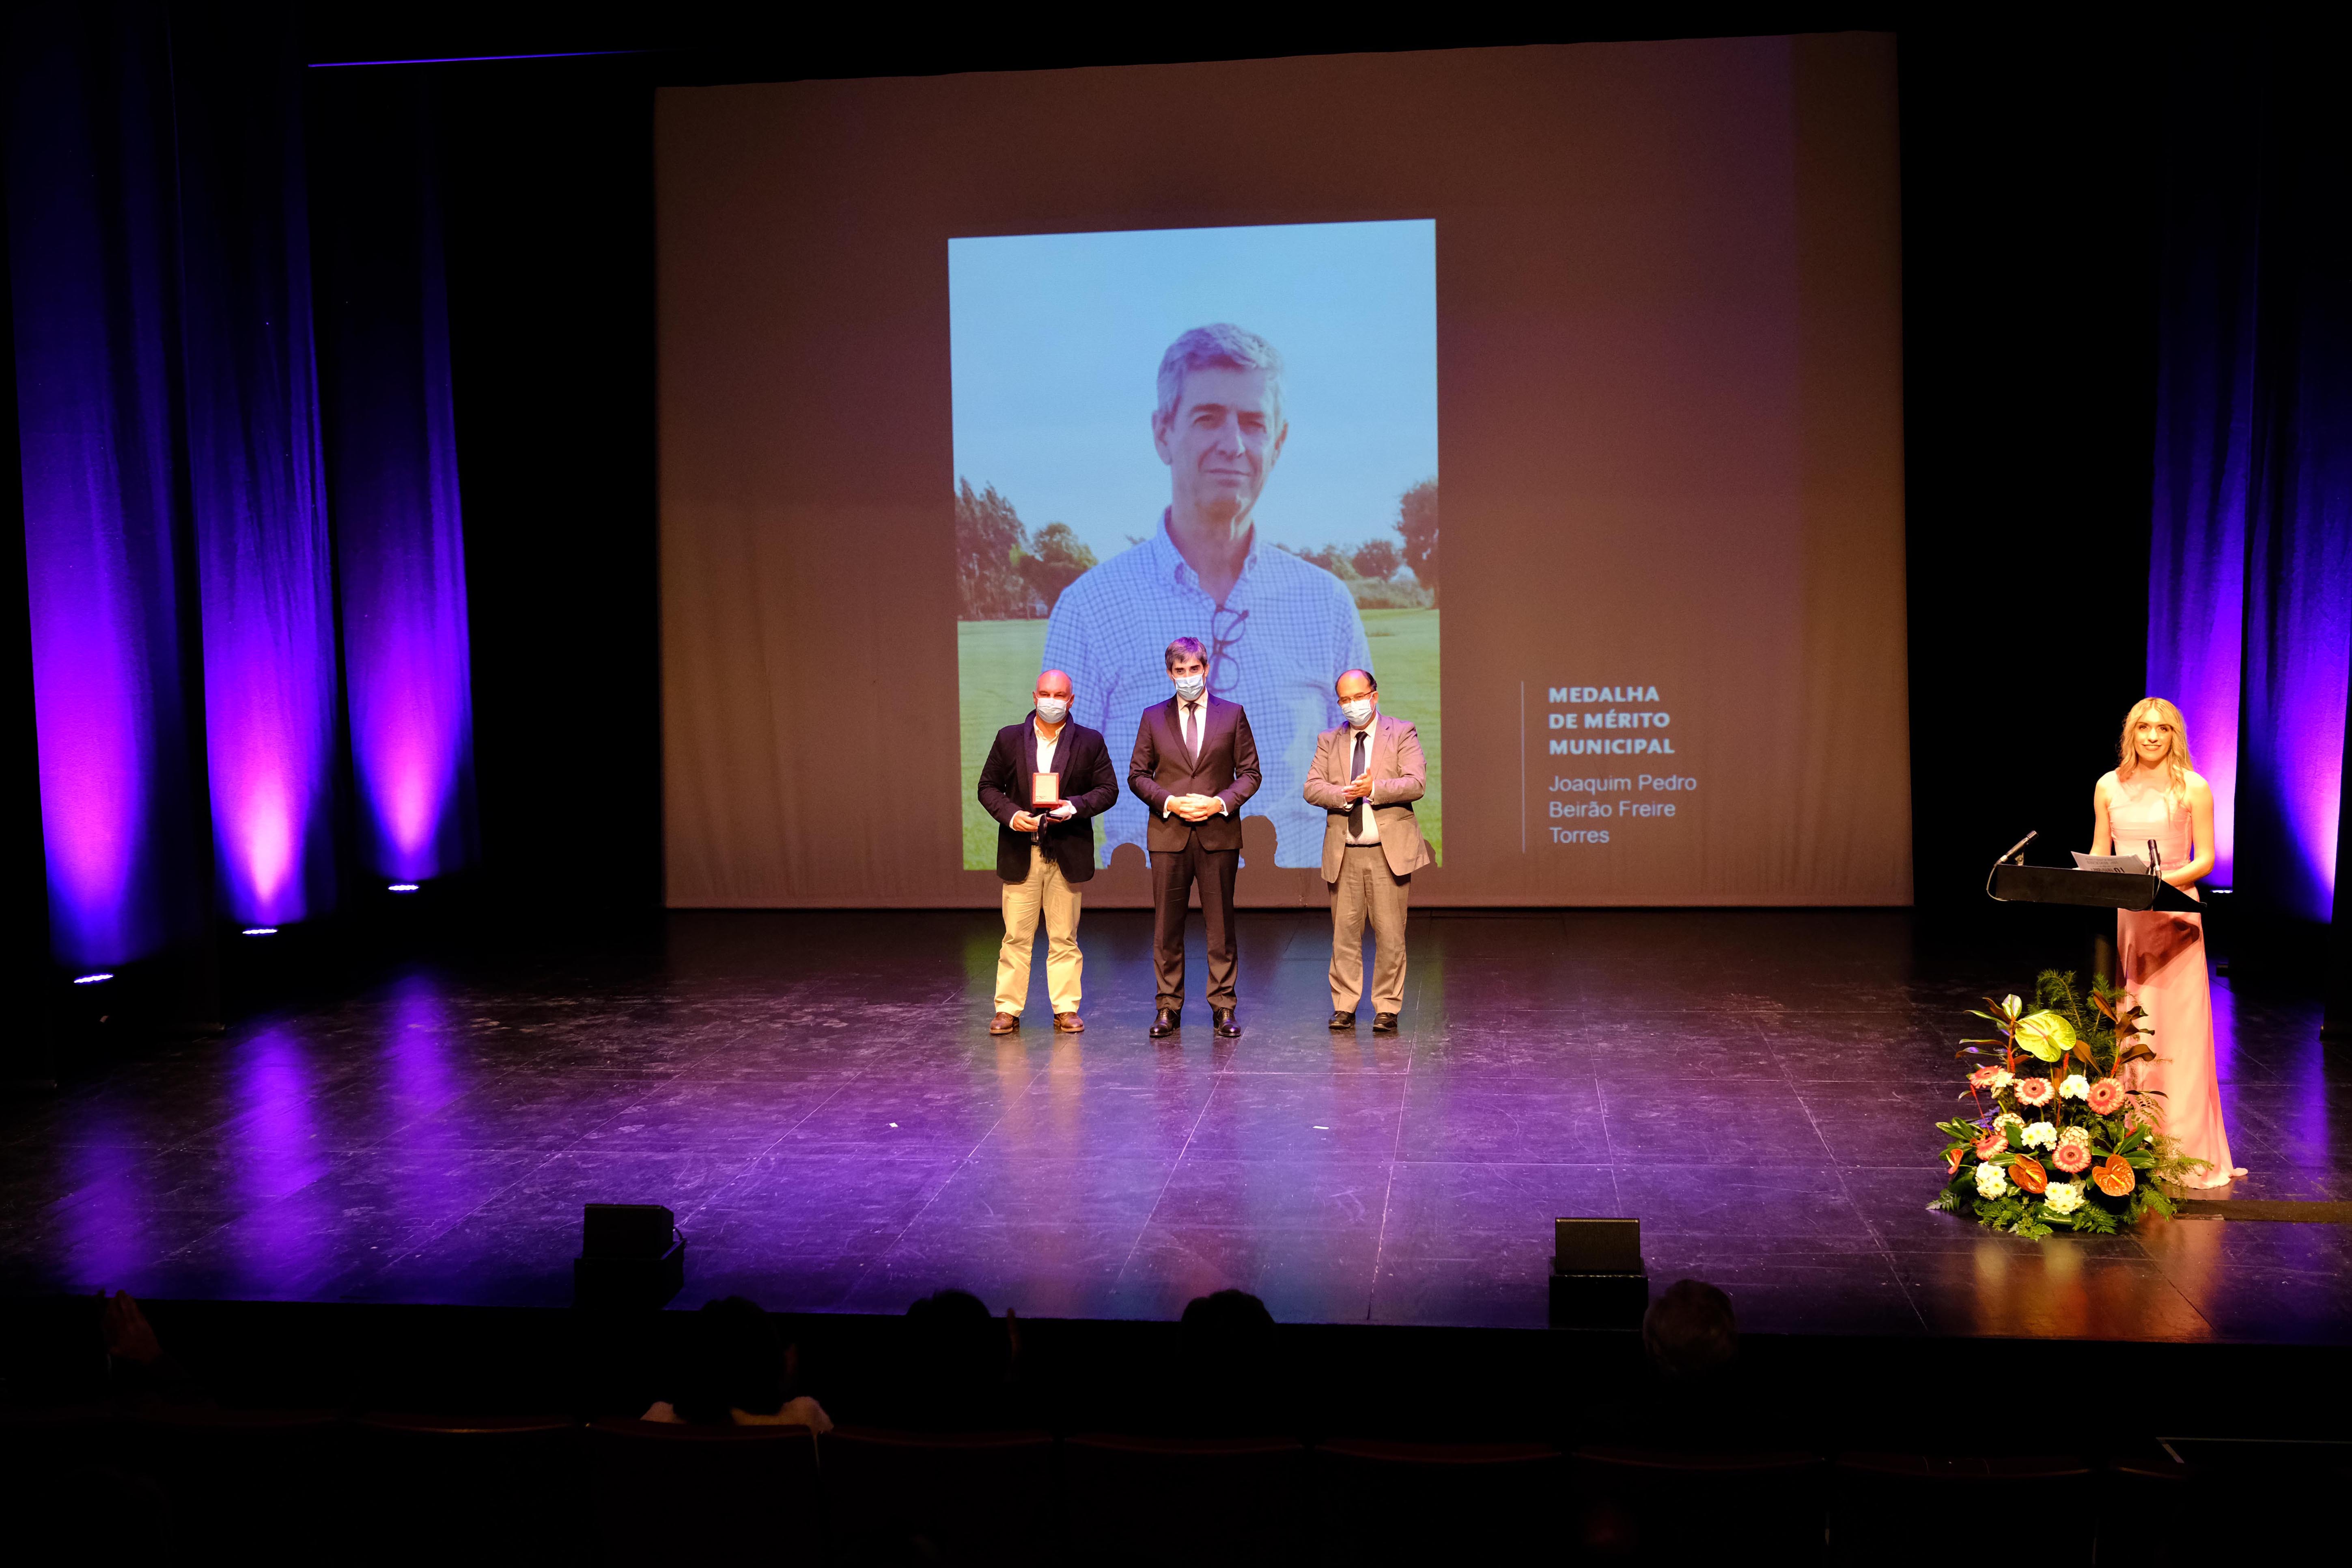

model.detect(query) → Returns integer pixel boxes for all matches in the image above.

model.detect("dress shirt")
[1044,510,1371,867]
[1161,697,1230,819]
[1344,722,1382,844]
[1033,719,1073,820]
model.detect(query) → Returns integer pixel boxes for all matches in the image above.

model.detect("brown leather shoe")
[1054,1012,1085,1033]
[989,1012,1020,1034]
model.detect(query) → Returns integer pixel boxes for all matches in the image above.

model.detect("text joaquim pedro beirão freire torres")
[1536,683,1693,847]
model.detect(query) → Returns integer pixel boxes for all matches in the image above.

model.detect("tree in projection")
[1017,522,1098,614]
[1395,477,1438,603]
[956,479,1041,619]
[1350,538,1400,582]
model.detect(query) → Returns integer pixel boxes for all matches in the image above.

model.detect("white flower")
[1986,1069,2014,1091]
[1974,1162,2011,1199]
[2042,1181,2085,1215]
[2022,1121,2058,1149]
[2057,1125,2092,1148]
[2059,1074,2090,1101]
[1997,1113,2025,1136]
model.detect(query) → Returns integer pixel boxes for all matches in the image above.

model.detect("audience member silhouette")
[642,1295,831,1430]
[1643,1278,1738,1381]
[1625,1279,1752,1448]
[1169,1288,1289,1434]
[886,1288,1025,1430]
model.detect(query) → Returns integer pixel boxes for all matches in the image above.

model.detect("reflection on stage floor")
[3,909,2346,1344]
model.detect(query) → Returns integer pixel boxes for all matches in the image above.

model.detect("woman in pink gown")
[2091,698,2243,1189]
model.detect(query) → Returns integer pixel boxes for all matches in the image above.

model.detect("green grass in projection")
[959,607,1441,869]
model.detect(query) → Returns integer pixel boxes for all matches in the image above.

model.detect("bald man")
[977,670,1121,1032]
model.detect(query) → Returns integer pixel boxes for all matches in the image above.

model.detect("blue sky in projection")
[949,220,1437,565]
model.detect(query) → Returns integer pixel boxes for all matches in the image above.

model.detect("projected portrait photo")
[952,220,1441,871]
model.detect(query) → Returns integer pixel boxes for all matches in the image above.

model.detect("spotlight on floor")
[71,972,114,986]
[1548,1216,1648,1329]
[387,883,419,894]
[574,1202,685,1310]
[241,926,279,937]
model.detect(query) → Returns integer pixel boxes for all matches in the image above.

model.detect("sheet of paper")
[2071,852,2150,874]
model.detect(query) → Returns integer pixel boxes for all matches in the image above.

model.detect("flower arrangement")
[1932,971,2206,1236]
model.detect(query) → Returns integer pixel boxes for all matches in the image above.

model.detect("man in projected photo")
[1043,323,1373,872]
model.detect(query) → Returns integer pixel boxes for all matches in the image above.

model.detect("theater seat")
[1318,1438,1564,1559]
[1573,1445,1825,1562]
[1063,1433,1307,1568]
[821,1426,1055,1566]
[1831,1453,2089,1561]
[583,1417,819,1556]
[122,1406,344,1545]
[355,1413,583,1556]
[0,1407,157,1549]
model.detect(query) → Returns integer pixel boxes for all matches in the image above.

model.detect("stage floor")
[3,910,2347,1342]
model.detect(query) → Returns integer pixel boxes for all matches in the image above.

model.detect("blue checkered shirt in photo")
[1044,512,1373,869]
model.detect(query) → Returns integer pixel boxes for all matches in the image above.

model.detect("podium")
[1985,855,2203,913]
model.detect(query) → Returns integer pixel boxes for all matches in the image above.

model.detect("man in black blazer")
[1128,637,1262,1038]
[977,669,1121,1034]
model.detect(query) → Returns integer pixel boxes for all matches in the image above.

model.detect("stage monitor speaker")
[1549,1217,1647,1330]
[575,1202,685,1310]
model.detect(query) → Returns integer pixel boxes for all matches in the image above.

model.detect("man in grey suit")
[1129,636,1262,1038]
[1303,668,1430,1033]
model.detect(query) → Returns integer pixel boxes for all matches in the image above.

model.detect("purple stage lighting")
[340,480,477,882]
[316,77,480,885]
[169,9,343,933]
[10,13,207,970]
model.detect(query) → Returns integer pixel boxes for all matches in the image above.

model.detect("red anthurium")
[2093,1156,2137,1198]
[2010,1157,2048,1194]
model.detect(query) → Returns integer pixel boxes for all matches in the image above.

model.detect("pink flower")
[2088,1078,2126,1115]
[2014,1077,2054,1107]
[1974,1131,2007,1160]
[2052,1140,2092,1174]
[1968,1065,2013,1091]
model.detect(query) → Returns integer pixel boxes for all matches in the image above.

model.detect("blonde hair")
[2117,698,2195,809]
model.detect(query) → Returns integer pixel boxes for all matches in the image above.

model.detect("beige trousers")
[997,846,1082,1015]
[1330,844,1410,1014]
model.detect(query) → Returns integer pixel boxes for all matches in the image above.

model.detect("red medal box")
[1031,772,1062,808]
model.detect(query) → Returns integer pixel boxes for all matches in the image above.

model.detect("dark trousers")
[1151,839,1239,1009]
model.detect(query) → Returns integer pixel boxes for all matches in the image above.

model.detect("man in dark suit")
[1128,636,1262,1038]
[977,669,1120,1034]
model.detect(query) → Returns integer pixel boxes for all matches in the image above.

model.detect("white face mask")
[1340,698,1375,727]
[1034,697,1069,724]
[1173,673,1207,702]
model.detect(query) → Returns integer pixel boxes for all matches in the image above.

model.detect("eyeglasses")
[1208,607,1249,695]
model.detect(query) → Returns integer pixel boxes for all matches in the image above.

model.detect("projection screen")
[658,34,1910,907]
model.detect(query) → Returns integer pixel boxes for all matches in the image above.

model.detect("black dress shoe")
[1372,1012,1400,1034]
[1150,1008,1180,1037]
[1213,1008,1240,1038]
[1329,1010,1356,1030]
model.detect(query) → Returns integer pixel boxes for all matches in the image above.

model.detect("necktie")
[1185,702,1200,760]
[1352,730,1370,837]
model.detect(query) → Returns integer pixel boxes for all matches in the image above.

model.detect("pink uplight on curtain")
[316,72,478,885]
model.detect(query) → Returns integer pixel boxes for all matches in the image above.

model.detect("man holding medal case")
[978,670,1121,1034]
